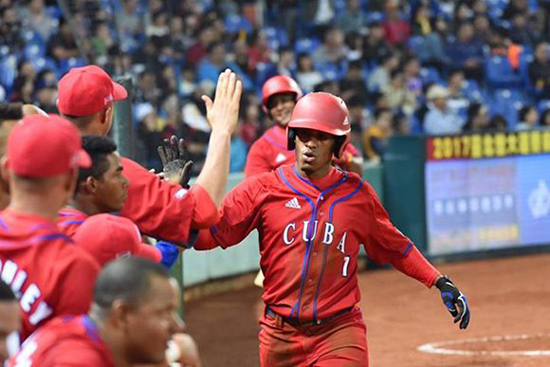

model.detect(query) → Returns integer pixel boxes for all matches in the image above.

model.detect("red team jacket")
[0,210,100,341]
[58,207,88,237]
[196,165,439,320]
[9,315,115,366]
[119,157,219,243]
[244,125,361,178]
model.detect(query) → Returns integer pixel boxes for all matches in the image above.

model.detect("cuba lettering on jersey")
[196,164,438,321]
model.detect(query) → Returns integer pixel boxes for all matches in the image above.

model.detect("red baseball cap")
[57,65,128,117]
[7,114,91,178]
[73,214,162,267]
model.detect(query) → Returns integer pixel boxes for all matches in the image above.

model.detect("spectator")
[345,31,364,61]
[392,111,411,135]
[276,46,296,78]
[47,18,79,62]
[403,57,423,95]
[445,22,484,81]
[508,12,539,48]
[463,102,490,132]
[136,103,164,170]
[363,21,392,63]
[540,108,550,127]
[146,11,170,47]
[239,94,262,147]
[383,69,417,116]
[529,42,550,99]
[336,0,364,35]
[135,71,162,106]
[363,107,393,162]
[186,26,216,66]
[0,7,23,50]
[91,22,115,59]
[312,26,347,65]
[248,30,273,71]
[424,85,465,134]
[116,0,143,39]
[296,53,323,93]
[516,105,538,130]
[18,0,56,41]
[472,14,493,44]
[197,42,252,90]
[368,53,400,92]
[340,60,368,101]
[179,65,197,97]
[347,94,367,153]
[489,114,508,131]
[446,69,470,111]
[381,1,411,47]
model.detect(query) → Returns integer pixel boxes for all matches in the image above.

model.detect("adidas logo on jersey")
[285,197,301,209]
[275,153,287,163]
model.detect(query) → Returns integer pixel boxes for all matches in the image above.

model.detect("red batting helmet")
[287,92,350,158]
[261,76,303,113]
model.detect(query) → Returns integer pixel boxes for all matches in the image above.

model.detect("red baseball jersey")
[244,125,361,178]
[119,157,219,243]
[8,315,115,367]
[58,207,88,237]
[196,165,439,320]
[0,210,100,341]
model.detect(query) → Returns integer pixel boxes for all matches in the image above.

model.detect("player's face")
[0,301,19,362]
[126,277,184,364]
[94,153,129,212]
[294,128,335,180]
[267,93,296,126]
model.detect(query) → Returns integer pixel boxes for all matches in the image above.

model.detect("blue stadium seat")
[30,57,58,74]
[489,89,525,128]
[537,100,550,113]
[484,55,523,89]
[224,14,253,34]
[462,80,485,102]
[0,55,17,94]
[294,38,320,55]
[58,57,86,76]
[317,62,342,81]
[23,43,46,60]
[420,67,441,85]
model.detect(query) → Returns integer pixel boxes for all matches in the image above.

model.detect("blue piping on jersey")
[279,167,349,319]
[312,180,363,320]
[403,242,413,255]
[264,134,288,151]
[0,218,8,231]
[33,233,74,243]
[278,168,315,318]
[59,220,85,227]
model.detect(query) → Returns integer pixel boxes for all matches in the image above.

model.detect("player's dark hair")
[93,257,170,309]
[76,136,118,191]
[0,102,23,123]
[0,280,15,301]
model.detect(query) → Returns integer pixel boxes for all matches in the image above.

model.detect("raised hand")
[201,69,242,135]
[157,135,194,187]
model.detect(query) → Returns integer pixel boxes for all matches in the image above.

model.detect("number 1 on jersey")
[342,255,350,277]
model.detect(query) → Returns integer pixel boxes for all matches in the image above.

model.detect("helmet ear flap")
[287,128,296,151]
[333,136,345,158]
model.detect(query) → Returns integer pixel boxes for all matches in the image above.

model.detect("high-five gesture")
[157,135,194,188]
[201,69,242,135]
[195,69,243,207]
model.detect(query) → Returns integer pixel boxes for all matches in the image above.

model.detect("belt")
[265,306,354,327]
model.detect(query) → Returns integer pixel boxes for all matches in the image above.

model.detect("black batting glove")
[157,135,194,188]
[435,276,470,330]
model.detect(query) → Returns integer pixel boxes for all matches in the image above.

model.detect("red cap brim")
[136,244,162,263]
[77,149,92,168]
[112,82,128,100]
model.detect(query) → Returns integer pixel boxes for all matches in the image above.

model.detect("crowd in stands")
[2,0,550,171]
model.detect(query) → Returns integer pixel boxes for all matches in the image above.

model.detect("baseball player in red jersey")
[195,92,470,366]
[57,66,242,245]
[9,258,195,367]
[0,115,100,341]
[244,75,363,178]
[58,135,129,237]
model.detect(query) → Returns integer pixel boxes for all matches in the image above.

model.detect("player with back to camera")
[9,257,200,367]
[0,114,100,342]
[195,92,470,366]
